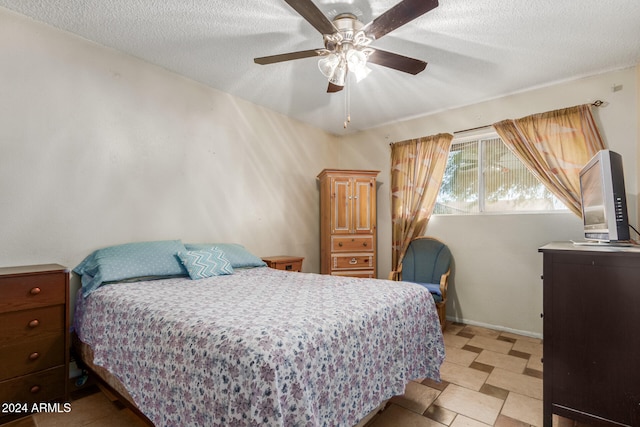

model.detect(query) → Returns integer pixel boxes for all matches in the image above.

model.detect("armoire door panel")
[331,178,352,234]
[353,179,373,233]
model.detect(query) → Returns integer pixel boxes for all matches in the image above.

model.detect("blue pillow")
[74,240,188,296]
[414,282,443,303]
[184,243,266,268]
[177,247,234,280]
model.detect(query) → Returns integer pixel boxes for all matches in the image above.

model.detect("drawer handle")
[30,385,40,394]
[29,352,40,361]
[28,319,40,328]
[30,287,41,295]
[363,242,367,247]
[338,242,343,247]
[349,258,358,265]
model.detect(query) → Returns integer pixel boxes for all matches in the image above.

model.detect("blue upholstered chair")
[389,237,452,329]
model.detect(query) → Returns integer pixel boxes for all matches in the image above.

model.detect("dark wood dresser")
[539,243,640,427]
[0,264,69,422]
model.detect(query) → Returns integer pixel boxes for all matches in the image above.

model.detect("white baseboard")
[447,316,543,340]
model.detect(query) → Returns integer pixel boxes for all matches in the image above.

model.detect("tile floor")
[3,385,149,427]
[5,322,571,427]
[365,322,545,427]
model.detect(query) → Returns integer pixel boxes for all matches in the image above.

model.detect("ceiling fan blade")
[364,0,438,40]
[284,0,337,35]
[254,48,327,65]
[367,49,427,75]
[327,82,344,93]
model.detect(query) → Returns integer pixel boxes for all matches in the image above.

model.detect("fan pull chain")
[344,76,351,129]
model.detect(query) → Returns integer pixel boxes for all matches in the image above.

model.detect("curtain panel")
[493,104,605,217]
[390,133,453,272]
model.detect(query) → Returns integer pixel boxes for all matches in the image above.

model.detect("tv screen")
[578,149,630,243]
[581,160,606,231]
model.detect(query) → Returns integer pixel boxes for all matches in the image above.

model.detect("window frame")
[434,128,568,216]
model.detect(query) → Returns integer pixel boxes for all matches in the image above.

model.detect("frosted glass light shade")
[347,50,370,82]
[352,65,371,82]
[319,47,371,87]
[318,54,340,78]
[329,57,347,86]
[346,49,366,70]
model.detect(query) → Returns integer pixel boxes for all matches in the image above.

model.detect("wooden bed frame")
[72,333,154,426]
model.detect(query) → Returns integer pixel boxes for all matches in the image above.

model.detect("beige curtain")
[493,104,605,217]
[390,133,453,272]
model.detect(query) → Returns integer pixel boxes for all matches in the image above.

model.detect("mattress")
[74,267,445,426]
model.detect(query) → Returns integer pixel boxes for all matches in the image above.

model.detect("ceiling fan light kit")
[317,14,374,86]
[254,0,438,127]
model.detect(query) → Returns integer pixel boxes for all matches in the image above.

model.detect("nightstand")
[261,256,304,272]
[0,264,69,423]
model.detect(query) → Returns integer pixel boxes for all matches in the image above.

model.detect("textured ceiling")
[2,0,640,135]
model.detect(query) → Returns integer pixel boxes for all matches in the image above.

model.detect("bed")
[72,240,445,427]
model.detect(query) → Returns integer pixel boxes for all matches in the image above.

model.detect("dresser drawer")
[0,305,64,346]
[0,271,66,313]
[0,334,65,381]
[331,236,373,252]
[331,254,374,270]
[0,264,69,408]
[0,366,66,404]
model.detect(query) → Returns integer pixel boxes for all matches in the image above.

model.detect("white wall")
[339,66,639,337]
[2,6,638,338]
[0,8,339,310]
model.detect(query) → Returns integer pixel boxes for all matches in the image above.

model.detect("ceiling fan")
[254,0,439,93]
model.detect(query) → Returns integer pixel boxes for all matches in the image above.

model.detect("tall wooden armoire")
[317,169,379,278]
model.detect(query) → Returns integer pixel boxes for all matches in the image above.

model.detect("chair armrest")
[439,268,451,300]
[388,264,403,281]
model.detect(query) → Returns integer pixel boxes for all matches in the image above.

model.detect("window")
[434,132,567,214]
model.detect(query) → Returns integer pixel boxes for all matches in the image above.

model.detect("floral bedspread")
[74,267,445,427]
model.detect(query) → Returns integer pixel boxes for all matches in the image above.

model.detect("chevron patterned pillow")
[177,247,234,280]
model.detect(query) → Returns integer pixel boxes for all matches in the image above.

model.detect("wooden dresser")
[318,169,378,278]
[0,264,69,421]
[539,243,640,427]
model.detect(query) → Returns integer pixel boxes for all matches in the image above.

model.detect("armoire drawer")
[331,236,374,252]
[0,305,65,346]
[331,271,376,278]
[331,254,374,270]
[0,334,65,381]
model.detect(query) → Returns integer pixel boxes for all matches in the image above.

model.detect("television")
[578,149,630,243]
